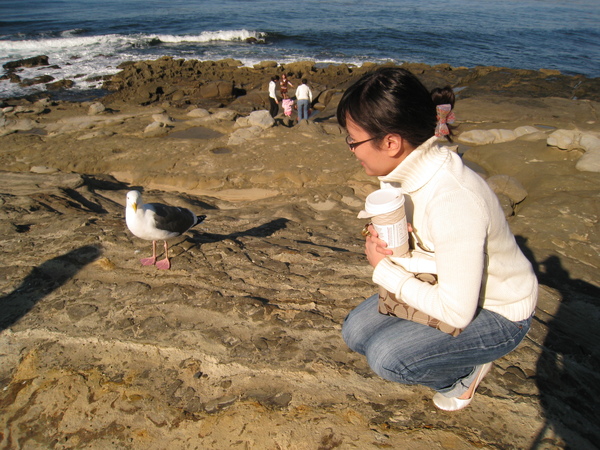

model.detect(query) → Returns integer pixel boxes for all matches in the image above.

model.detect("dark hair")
[336,67,455,147]
[301,78,308,84]
[271,75,280,81]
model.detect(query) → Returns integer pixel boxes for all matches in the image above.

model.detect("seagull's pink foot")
[156,258,171,270]
[140,257,156,266]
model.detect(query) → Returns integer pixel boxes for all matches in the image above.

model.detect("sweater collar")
[378,136,449,193]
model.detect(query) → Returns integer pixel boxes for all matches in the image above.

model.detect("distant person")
[279,73,294,96]
[295,78,313,122]
[268,75,280,118]
[281,92,295,119]
[338,67,538,411]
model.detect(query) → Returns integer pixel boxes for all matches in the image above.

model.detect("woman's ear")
[384,133,406,157]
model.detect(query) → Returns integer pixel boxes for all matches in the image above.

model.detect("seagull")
[125,190,206,270]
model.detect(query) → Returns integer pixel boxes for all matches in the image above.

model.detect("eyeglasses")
[345,135,378,151]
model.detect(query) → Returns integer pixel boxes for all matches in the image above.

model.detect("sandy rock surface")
[1,64,599,449]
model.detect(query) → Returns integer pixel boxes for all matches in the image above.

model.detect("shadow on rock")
[191,218,290,246]
[0,245,102,331]
[517,237,600,448]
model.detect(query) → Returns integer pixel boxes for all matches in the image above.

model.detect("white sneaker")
[432,362,493,411]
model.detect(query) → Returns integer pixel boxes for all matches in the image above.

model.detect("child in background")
[281,92,295,118]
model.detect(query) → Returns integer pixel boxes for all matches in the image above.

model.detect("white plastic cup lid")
[363,188,405,216]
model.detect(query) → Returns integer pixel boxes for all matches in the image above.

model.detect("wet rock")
[46,79,75,90]
[3,55,50,70]
[20,75,55,87]
[253,60,278,69]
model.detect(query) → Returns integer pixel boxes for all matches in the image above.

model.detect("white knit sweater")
[372,137,538,329]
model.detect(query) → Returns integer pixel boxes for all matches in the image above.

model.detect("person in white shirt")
[268,75,279,118]
[338,67,538,411]
[295,78,313,121]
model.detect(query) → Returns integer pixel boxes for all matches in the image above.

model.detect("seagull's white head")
[126,190,143,213]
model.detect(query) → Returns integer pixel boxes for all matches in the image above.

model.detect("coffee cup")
[358,188,410,257]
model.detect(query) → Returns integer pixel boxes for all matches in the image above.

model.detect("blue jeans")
[297,99,310,121]
[342,294,532,396]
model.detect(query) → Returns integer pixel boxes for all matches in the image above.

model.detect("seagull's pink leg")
[140,240,157,266]
[156,241,171,270]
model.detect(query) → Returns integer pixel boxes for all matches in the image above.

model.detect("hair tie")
[435,104,455,137]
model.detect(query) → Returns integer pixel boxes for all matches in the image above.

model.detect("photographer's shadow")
[0,245,102,332]
[517,237,600,448]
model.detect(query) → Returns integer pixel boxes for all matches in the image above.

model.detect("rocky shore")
[1,59,599,449]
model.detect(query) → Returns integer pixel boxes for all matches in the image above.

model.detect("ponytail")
[431,86,456,141]
[430,86,455,107]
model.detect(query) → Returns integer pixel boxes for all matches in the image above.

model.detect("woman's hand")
[365,224,393,267]
[365,223,414,268]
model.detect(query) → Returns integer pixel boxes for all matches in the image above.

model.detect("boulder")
[199,81,234,99]
[580,133,600,152]
[152,113,174,125]
[246,110,275,129]
[458,129,517,145]
[30,166,59,174]
[13,104,46,115]
[575,150,600,172]
[547,129,581,150]
[227,92,266,114]
[253,61,278,69]
[0,118,38,136]
[458,129,495,145]
[514,126,542,138]
[312,91,344,122]
[496,193,515,217]
[486,174,528,204]
[458,126,544,146]
[235,116,250,128]
[295,119,326,134]
[547,129,600,173]
[143,121,170,137]
[209,109,238,121]
[281,61,317,78]
[187,108,211,118]
[88,102,106,116]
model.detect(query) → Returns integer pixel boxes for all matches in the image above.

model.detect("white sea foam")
[0,29,275,98]
[0,29,264,60]
[151,30,266,43]
[0,34,134,62]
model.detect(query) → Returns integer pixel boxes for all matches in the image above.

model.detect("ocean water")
[1,0,599,99]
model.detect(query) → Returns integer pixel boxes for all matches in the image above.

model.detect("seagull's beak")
[132,203,137,213]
